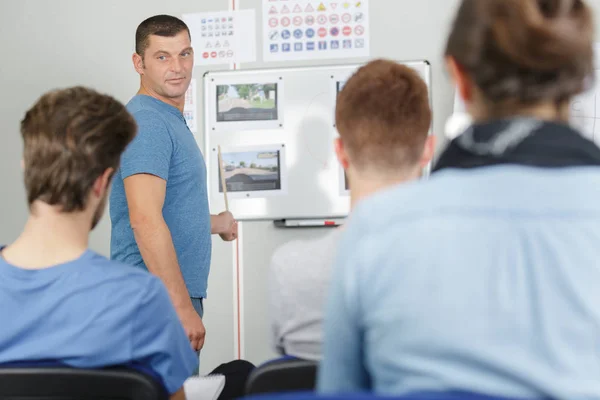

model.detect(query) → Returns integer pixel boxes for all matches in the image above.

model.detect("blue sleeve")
[120,110,173,181]
[317,222,370,392]
[132,277,198,394]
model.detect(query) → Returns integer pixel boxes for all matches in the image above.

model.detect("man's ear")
[92,168,114,198]
[446,55,472,106]
[133,52,145,75]
[334,137,350,170]
[419,135,436,168]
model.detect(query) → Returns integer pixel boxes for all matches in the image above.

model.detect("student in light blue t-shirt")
[0,87,196,400]
[319,0,600,398]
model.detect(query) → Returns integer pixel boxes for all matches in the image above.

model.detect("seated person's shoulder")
[87,253,197,394]
[270,230,341,273]
[85,252,162,290]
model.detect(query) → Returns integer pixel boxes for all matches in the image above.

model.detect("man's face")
[139,31,194,100]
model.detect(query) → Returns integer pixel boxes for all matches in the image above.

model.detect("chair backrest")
[0,365,168,400]
[245,358,318,395]
[240,391,540,400]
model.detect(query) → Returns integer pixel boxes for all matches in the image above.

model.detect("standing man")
[110,15,237,354]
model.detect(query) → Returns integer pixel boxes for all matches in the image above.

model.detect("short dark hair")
[336,59,432,170]
[445,0,594,114]
[20,87,137,212]
[135,15,191,56]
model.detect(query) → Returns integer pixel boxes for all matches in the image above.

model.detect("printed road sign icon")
[354,25,364,35]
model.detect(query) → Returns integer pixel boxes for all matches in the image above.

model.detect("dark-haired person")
[0,87,197,400]
[268,59,434,361]
[318,0,600,397]
[110,15,237,356]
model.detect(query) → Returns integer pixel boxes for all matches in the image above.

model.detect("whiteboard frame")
[203,61,433,221]
[338,165,349,196]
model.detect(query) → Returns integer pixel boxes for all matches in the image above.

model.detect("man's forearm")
[132,218,193,311]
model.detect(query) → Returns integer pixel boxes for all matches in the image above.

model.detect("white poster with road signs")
[184,79,198,133]
[183,10,257,66]
[262,0,370,62]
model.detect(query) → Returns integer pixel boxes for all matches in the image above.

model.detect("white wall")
[3,0,600,374]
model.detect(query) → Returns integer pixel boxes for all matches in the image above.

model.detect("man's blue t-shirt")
[0,249,197,394]
[110,95,212,298]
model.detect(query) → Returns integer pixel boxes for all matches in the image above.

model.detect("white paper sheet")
[184,79,198,133]
[183,374,225,400]
[262,0,370,62]
[183,10,257,65]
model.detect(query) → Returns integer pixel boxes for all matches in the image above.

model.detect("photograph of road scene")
[219,149,282,193]
[217,83,278,122]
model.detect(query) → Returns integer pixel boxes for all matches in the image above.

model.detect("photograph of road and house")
[216,83,278,122]
[219,149,282,193]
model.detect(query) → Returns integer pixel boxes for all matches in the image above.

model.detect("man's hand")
[212,211,238,241]
[178,306,206,351]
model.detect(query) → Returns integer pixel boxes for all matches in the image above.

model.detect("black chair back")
[245,358,318,395]
[0,366,168,400]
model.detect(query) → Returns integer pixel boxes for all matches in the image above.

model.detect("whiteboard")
[203,61,432,221]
